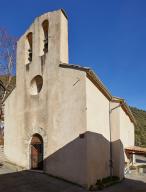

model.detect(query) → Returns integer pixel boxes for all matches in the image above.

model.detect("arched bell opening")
[42,20,49,54]
[25,32,33,63]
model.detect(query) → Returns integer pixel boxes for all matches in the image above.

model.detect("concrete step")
[0,145,25,172]
[3,160,25,172]
[0,145,5,162]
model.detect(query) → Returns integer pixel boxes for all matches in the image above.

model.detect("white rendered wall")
[119,108,135,149]
[86,77,110,186]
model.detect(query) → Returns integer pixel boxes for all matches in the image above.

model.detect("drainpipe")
[109,101,124,177]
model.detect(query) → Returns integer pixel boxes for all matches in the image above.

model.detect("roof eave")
[59,63,112,100]
[111,96,137,126]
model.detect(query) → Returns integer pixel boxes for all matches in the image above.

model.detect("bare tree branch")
[0,28,17,107]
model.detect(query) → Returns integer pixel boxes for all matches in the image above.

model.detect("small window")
[42,20,49,54]
[25,32,33,64]
[30,75,43,95]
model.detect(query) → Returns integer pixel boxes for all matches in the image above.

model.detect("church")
[4,9,136,188]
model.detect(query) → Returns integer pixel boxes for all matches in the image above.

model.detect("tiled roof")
[125,146,146,154]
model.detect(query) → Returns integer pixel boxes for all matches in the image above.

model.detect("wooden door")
[31,134,43,170]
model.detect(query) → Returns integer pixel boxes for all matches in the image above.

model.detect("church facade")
[4,10,135,188]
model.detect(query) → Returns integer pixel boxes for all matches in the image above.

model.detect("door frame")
[30,133,44,170]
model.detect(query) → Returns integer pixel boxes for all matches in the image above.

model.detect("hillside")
[130,107,146,147]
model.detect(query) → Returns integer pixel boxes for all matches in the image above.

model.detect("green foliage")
[130,106,146,147]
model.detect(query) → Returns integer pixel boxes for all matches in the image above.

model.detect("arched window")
[42,20,49,54]
[26,32,33,63]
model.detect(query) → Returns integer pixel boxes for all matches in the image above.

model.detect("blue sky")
[0,0,146,110]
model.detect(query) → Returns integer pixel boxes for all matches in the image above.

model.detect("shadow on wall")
[0,170,86,192]
[3,132,126,188]
[29,131,125,187]
[112,139,125,179]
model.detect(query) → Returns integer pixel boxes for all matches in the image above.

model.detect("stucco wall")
[110,102,122,178]
[4,10,88,187]
[4,87,29,167]
[60,12,68,63]
[119,108,135,149]
[4,89,17,163]
[110,102,135,178]
[119,107,134,177]
[119,107,135,166]
[86,77,110,186]
[110,102,125,178]
[44,67,87,186]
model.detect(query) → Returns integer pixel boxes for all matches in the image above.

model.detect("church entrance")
[31,134,43,170]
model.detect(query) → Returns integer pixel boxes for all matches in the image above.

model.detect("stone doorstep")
[29,169,44,173]
[3,160,26,172]
[0,145,5,163]
[3,161,45,174]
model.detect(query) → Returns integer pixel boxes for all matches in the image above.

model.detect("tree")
[0,28,17,128]
[0,28,17,105]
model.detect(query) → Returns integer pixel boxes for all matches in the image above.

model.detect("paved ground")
[0,146,146,192]
[102,171,146,192]
[0,168,87,192]
[0,166,146,192]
